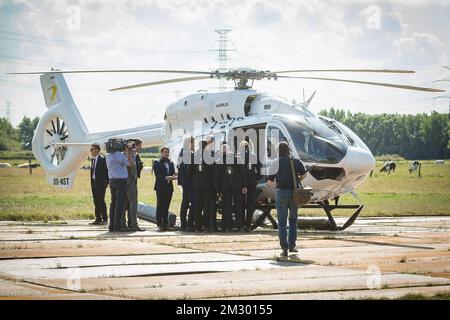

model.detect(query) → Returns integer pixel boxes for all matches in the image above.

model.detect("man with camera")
[106,138,134,232]
[125,139,145,232]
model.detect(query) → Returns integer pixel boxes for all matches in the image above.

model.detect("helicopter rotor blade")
[274,69,415,74]
[109,76,212,91]
[7,69,213,75]
[277,75,445,93]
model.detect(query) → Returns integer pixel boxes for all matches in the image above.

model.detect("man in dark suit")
[89,143,109,225]
[178,136,195,232]
[192,140,214,233]
[215,144,247,232]
[239,141,261,232]
[153,146,177,231]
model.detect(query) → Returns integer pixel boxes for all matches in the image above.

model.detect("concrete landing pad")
[1,217,450,299]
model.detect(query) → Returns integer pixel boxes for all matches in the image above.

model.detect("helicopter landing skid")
[252,200,364,231]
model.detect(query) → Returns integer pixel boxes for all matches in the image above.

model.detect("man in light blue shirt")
[107,151,129,179]
[106,141,133,232]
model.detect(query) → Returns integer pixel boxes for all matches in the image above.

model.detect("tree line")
[0,116,39,151]
[318,109,450,160]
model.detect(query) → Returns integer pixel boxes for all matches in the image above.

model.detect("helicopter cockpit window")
[280,118,347,164]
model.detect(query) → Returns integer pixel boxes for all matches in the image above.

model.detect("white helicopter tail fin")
[33,72,90,188]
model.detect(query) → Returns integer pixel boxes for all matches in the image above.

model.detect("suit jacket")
[127,153,137,185]
[192,149,215,192]
[177,148,194,187]
[242,150,261,188]
[135,154,144,179]
[153,158,176,192]
[214,153,247,193]
[91,155,109,188]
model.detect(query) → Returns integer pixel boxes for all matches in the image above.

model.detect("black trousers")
[222,189,244,231]
[208,192,217,230]
[91,180,107,222]
[156,189,173,228]
[194,188,210,231]
[109,179,127,232]
[180,181,195,229]
[244,184,257,229]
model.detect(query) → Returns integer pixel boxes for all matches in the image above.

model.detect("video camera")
[105,138,135,153]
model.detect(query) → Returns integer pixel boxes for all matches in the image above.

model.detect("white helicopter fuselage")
[163,89,375,202]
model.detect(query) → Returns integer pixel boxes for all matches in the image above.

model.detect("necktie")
[91,158,96,179]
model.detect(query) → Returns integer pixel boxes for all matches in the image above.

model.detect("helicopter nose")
[345,146,376,175]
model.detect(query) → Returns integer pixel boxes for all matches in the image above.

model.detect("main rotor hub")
[212,68,278,89]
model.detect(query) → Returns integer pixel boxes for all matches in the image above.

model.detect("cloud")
[393,32,445,67]
[0,0,449,129]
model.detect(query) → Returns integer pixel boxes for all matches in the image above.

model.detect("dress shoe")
[130,226,145,232]
[166,226,176,231]
[89,220,101,225]
[289,247,298,253]
[157,226,166,232]
[100,221,108,225]
[280,249,288,257]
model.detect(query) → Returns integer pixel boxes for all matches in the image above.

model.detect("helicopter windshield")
[279,117,347,164]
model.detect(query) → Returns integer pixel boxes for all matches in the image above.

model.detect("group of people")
[89,139,144,232]
[160,135,261,233]
[89,135,308,257]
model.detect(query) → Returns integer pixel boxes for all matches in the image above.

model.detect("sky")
[0,0,449,132]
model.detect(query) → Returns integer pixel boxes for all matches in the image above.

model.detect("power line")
[210,29,235,90]
[433,95,450,117]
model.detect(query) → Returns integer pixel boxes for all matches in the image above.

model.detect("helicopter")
[8,67,445,231]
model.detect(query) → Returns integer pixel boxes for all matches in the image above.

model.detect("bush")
[375,154,406,161]
[0,150,35,160]
[0,137,22,152]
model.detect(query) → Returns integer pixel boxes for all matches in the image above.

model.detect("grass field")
[0,158,449,221]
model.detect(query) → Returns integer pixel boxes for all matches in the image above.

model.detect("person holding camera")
[106,139,133,232]
[125,139,145,232]
[267,141,307,257]
[153,146,177,232]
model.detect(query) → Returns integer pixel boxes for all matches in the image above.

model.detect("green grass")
[0,151,35,160]
[302,160,450,217]
[396,292,450,300]
[363,292,450,300]
[0,158,449,221]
